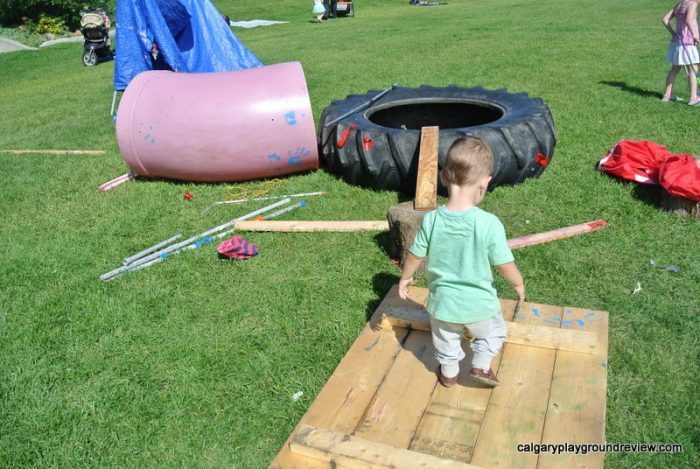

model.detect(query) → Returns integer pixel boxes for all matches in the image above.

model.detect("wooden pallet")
[270,286,608,468]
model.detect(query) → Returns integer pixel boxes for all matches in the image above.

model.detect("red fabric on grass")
[658,153,700,201]
[599,140,700,201]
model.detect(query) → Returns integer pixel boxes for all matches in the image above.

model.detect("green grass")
[1,0,699,467]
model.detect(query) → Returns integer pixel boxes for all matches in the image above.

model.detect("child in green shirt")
[398,137,525,387]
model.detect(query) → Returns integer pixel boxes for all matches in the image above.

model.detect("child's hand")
[398,277,414,300]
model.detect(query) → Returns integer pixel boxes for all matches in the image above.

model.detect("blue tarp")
[114,0,263,90]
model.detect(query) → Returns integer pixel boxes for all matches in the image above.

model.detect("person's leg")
[689,65,698,100]
[664,65,681,99]
[429,316,466,380]
[466,313,507,372]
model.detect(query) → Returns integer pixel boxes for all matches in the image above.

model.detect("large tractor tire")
[318,85,556,194]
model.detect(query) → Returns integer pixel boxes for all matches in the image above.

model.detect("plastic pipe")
[116,62,318,183]
[122,234,182,266]
[100,198,291,281]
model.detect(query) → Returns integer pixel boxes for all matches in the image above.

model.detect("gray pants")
[430,313,507,378]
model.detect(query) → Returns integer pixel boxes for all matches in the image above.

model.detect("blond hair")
[440,136,494,186]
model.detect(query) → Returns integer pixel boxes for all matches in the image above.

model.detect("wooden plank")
[380,299,597,354]
[537,307,608,468]
[409,298,518,461]
[291,425,481,469]
[353,329,439,448]
[469,302,563,468]
[507,220,607,250]
[234,220,389,232]
[269,299,410,468]
[0,149,106,155]
[414,126,439,211]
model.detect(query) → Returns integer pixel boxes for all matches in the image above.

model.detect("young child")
[662,0,700,104]
[312,0,326,23]
[398,137,525,388]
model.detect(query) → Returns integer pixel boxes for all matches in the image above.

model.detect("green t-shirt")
[409,205,514,324]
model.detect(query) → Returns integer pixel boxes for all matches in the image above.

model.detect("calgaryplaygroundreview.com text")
[517,442,684,455]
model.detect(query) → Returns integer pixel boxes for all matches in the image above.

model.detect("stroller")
[80,9,113,66]
[324,1,354,18]
[335,1,355,17]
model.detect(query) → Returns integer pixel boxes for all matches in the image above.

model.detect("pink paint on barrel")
[116,62,318,182]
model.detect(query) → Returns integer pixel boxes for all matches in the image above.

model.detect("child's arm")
[687,2,700,43]
[496,262,525,303]
[398,252,424,300]
[662,8,676,36]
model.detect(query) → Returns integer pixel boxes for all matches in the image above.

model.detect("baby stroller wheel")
[83,49,98,66]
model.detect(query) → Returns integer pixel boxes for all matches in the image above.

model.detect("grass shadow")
[599,80,662,100]
[365,271,398,322]
[632,183,664,209]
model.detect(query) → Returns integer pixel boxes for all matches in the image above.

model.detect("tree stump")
[660,191,700,219]
[387,201,427,266]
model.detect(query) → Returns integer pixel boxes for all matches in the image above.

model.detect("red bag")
[598,140,670,184]
[658,154,700,201]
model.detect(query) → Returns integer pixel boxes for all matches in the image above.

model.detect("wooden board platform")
[270,286,609,468]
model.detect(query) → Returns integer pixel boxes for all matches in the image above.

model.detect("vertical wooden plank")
[409,299,518,461]
[469,302,564,468]
[269,295,409,468]
[414,126,439,211]
[538,307,608,469]
[353,329,439,448]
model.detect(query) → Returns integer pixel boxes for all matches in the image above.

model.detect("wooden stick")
[414,126,439,211]
[290,425,478,468]
[508,220,607,250]
[380,304,597,354]
[0,150,106,155]
[233,220,389,232]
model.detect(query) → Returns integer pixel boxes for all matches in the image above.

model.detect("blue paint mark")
[531,308,540,317]
[576,319,585,327]
[584,312,596,317]
[267,153,282,161]
[543,319,560,325]
[561,319,573,328]
[565,309,572,315]
[284,111,297,126]
[287,147,310,166]
[144,134,151,140]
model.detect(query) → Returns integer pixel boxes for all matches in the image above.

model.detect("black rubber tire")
[318,85,556,194]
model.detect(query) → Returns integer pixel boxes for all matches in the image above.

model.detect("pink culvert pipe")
[116,62,318,182]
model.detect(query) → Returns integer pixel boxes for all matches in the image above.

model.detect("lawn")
[1,0,698,467]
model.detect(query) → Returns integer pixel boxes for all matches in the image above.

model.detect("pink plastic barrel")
[116,62,318,182]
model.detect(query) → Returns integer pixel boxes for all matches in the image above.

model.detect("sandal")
[661,95,684,102]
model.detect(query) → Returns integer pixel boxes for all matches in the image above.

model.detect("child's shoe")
[661,94,684,102]
[436,368,458,387]
[688,97,700,106]
[469,367,500,387]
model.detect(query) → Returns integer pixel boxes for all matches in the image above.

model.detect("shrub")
[33,14,66,35]
[0,1,115,30]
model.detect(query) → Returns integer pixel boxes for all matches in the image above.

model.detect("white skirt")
[667,42,699,65]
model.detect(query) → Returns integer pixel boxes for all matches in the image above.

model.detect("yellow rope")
[224,179,285,201]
